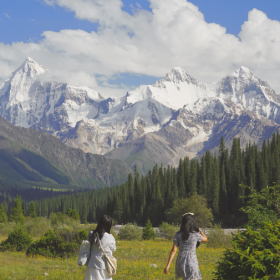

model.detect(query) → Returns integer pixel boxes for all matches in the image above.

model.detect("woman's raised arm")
[199,229,207,242]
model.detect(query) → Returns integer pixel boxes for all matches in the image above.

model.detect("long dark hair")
[180,214,199,241]
[90,215,112,247]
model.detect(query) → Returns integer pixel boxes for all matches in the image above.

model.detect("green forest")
[2,133,280,228]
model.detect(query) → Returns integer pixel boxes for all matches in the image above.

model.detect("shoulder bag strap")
[97,235,107,256]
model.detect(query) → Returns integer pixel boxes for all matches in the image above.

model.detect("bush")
[166,194,213,227]
[240,184,280,229]
[142,219,156,240]
[213,221,280,280]
[0,227,32,252]
[23,217,51,237]
[0,222,17,237]
[26,228,88,258]
[118,224,142,240]
[159,222,179,240]
[206,224,232,249]
[50,212,81,231]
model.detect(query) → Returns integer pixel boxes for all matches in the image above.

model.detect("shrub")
[240,184,280,229]
[142,219,156,240]
[206,224,232,249]
[159,222,179,240]
[166,194,213,227]
[26,228,88,258]
[0,222,17,237]
[0,227,32,252]
[213,221,280,280]
[23,217,51,237]
[49,212,64,226]
[118,224,142,240]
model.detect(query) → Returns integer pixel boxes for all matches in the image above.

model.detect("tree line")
[2,133,280,227]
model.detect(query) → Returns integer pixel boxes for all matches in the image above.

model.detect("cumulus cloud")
[1,1,280,97]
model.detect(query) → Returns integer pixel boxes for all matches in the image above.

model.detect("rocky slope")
[1,58,280,173]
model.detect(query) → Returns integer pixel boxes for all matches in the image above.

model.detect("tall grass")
[0,240,224,279]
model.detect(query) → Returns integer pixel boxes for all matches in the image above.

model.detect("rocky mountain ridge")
[1,58,280,173]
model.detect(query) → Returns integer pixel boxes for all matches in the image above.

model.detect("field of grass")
[0,239,224,280]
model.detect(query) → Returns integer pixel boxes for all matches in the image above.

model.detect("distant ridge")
[0,117,132,190]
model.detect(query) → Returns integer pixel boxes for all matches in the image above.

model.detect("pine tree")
[189,159,197,194]
[142,218,156,240]
[184,156,190,194]
[0,204,7,223]
[151,174,163,225]
[114,194,123,223]
[9,196,25,224]
[172,167,178,201]
[219,137,228,216]
[177,158,185,198]
[198,155,207,196]
[210,157,220,216]
[27,202,37,218]
[80,198,88,224]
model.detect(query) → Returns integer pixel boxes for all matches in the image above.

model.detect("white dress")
[84,232,116,280]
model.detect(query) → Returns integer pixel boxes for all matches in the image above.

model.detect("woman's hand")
[163,265,169,274]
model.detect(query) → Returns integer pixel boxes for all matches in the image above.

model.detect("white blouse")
[87,231,116,270]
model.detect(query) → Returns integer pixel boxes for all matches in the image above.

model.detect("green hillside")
[0,118,132,191]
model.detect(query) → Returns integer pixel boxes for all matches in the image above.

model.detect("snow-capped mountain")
[1,57,280,172]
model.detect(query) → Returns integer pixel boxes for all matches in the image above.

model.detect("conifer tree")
[210,157,220,216]
[172,167,178,201]
[27,202,37,218]
[0,204,7,223]
[133,165,141,218]
[9,196,25,224]
[198,155,207,196]
[127,173,134,214]
[114,194,123,223]
[142,218,156,240]
[189,159,197,194]
[165,165,173,211]
[80,198,88,224]
[177,158,185,198]
[151,173,163,225]
[184,157,190,194]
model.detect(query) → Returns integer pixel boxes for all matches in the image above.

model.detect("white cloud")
[1,1,280,97]
[4,13,11,19]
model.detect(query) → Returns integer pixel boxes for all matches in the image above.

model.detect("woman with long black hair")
[163,213,207,280]
[84,215,116,280]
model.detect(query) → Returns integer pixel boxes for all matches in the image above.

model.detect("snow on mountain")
[1,57,280,170]
[0,58,104,129]
[59,96,174,154]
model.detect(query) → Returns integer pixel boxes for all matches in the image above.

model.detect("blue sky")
[2,0,280,44]
[1,0,280,96]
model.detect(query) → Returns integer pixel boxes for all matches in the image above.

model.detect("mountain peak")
[161,67,198,84]
[25,57,36,63]
[15,57,47,77]
[230,66,252,79]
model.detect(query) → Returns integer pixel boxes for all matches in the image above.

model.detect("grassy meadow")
[0,239,224,280]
